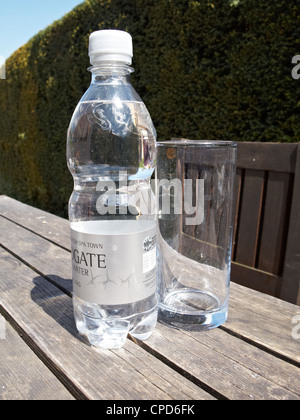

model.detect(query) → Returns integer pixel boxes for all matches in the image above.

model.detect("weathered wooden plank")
[280,144,300,305]
[257,172,292,276]
[0,215,72,294]
[237,142,297,174]
[228,281,300,365]
[0,247,212,401]
[0,320,74,400]
[235,170,265,267]
[183,160,234,266]
[181,233,222,268]
[232,168,243,260]
[172,141,297,173]
[231,262,280,298]
[182,163,198,238]
[0,195,70,249]
[193,164,222,247]
[139,322,300,400]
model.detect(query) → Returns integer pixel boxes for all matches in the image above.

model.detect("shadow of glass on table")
[31,276,87,345]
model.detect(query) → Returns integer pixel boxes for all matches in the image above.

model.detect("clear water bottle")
[67,30,157,349]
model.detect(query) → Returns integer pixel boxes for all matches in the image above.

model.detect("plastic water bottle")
[67,30,157,349]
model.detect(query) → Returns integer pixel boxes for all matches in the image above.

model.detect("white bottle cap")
[89,30,133,65]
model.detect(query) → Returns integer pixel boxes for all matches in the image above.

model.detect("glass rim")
[157,139,237,148]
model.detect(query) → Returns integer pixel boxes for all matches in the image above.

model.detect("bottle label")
[70,221,156,305]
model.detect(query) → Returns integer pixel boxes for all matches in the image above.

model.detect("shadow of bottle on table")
[31,275,87,345]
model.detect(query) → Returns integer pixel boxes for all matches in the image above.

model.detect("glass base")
[158,289,228,331]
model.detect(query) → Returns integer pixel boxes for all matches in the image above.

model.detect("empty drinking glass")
[157,140,237,330]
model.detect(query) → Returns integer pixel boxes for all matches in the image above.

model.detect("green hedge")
[0,0,299,216]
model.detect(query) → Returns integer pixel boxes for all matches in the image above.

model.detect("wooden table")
[0,195,300,401]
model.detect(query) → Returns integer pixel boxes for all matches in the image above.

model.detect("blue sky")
[0,0,84,60]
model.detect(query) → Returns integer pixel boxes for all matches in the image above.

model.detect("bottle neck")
[89,62,134,84]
